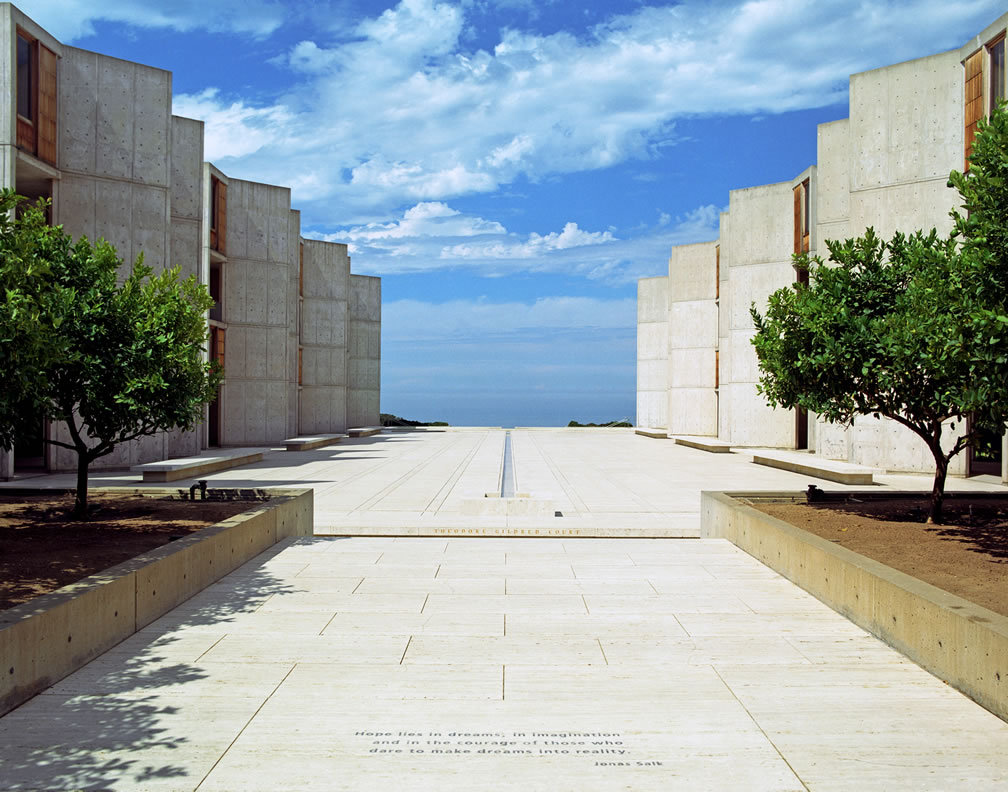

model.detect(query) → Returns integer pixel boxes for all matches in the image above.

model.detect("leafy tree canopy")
[751,104,1008,524]
[0,192,222,516]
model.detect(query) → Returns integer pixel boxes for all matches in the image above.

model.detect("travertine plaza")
[1,3,1008,790]
[1,429,1008,789]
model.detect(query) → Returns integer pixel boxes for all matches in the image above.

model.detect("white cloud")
[383,295,637,341]
[333,202,506,243]
[17,0,286,40]
[306,200,720,282]
[172,89,295,161]
[149,0,1005,220]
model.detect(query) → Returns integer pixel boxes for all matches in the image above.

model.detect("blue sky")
[22,0,1008,426]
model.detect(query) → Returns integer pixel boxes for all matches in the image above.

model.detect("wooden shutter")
[793,184,803,255]
[964,50,984,170]
[36,44,57,166]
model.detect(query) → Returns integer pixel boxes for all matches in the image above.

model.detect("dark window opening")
[17,34,32,120]
[209,261,222,322]
[991,36,1005,114]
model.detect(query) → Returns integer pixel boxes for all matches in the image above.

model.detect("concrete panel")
[849,51,961,192]
[816,119,850,226]
[224,258,246,324]
[722,381,795,448]
[635,392,666,431]
[226,179,248,260]
[131,64,170,186]
[171,218,200,278]
[669,348,715,389]
[669,389,717,436]
[849,179,957,241]
[267,327,287,381]
[95,56,134,180]
[637,276,669,322]
[726,261,796,331]
[244,380,268,444]
[636,322,666,361]
[268,265,288,326]
[267,187,290,263]
[267,381,287,441]
[130,183,169,271]
[725,182,793,265]
[669,300,717,348]
[244,327,268,379]
[668,242,717,301]
[58,48,98,173]
[93,178,132,264]
[242,261,269,325]
[171,116,203,221]
[56,173,96,242]
[223,385,245,445]
[246,182,270,261]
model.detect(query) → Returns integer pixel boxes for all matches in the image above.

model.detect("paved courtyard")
[1,429,1007,789]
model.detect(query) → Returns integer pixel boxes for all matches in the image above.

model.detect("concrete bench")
[634,428,668,439]
[751,450,874,485]
[132,448,264,483]
[348,426,383,438]
[284,434,348,452]
[674,435,732,453]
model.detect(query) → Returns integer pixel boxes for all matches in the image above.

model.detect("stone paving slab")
[1,536,1007,790]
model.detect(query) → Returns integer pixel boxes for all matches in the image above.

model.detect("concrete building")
[0,3,380,477]
[637,12,1007,478]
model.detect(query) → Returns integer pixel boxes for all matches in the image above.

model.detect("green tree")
[0,192,222,517]
[751,105,1008,524]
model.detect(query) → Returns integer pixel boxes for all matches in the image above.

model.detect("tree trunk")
[928,450,948,525]
[73,452,89,519]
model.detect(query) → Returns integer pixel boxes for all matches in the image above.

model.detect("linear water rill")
[501,431,516,498]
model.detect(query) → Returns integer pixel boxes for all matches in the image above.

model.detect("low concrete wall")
[0,487,312,716]
[701,491,1008,722]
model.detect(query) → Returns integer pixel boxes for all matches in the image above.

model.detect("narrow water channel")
[501,431,516,497]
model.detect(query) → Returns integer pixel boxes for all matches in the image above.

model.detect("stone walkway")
[1,430,1007,789]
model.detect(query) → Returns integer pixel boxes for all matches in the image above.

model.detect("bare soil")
[0,492,254,610]
[754,496,1008,618]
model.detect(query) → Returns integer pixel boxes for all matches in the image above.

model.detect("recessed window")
[210,175,227,254]
[991,36,1005,114]
[17,34,31,120]
[209,261,222,322]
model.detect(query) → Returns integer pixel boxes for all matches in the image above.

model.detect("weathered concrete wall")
[720,181,798,448]
[847,50,962,242]
[300,239,350,434]
[635,276,668,430]
[811,49,969,475]
[347,274,381,428]
[667,242,718,436]
[57,48,172,272]
[48,49,195,472]
[221,178,294,446]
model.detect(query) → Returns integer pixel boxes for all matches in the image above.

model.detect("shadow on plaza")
[0,539,333,790]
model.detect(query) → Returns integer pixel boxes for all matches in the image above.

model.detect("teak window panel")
[964,49,984,170]
[210,177,227,254]
[15,30,57,167]
[793,180,810,256]
[210,327,226,370]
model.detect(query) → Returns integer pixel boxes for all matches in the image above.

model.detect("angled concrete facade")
[637,12,1008,479]
[0,3,380,476]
